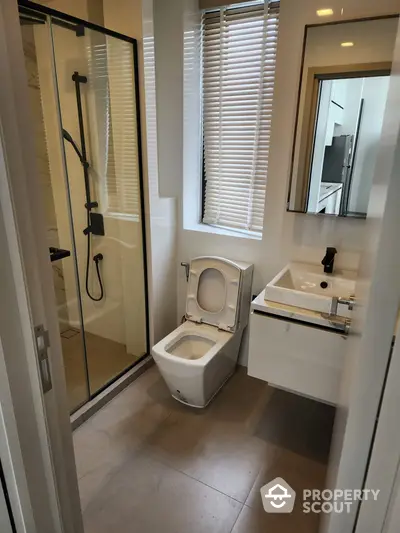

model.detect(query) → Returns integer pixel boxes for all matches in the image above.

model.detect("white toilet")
[152,256,253,408]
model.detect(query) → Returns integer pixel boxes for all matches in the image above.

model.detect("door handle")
[34,325,52,394]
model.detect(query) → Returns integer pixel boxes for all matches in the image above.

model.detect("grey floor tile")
[83,453,243,533]
[143,368,277,502]
[231,503,321,533]
[253,388,335,463]
[88,365,172,437]
[146,414,278,502]
[245,448,327,512]
[243,389,330,515]
[75,366,333,532]
[204,368,274,429]
[73,366,173,508]
[78,460,120,513]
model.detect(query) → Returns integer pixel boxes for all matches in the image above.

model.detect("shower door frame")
[19,0,151,409]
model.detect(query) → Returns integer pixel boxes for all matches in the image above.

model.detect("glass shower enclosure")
[18,1,149,413]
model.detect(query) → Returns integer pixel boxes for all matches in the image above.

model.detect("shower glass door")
[19,15,90,412]
[19,3,148,412]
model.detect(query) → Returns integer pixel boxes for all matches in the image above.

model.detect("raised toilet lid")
[185,257,241,332]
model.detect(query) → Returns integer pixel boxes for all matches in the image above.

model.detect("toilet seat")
[186,257,242,332]
[153,321,233,367]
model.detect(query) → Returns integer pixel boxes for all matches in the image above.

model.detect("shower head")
[62,128,84,163]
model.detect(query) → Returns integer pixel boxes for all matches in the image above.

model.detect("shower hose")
[62,122,104,301]
[85,210,104,302]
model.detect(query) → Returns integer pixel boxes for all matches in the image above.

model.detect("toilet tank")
[233,260,254,331]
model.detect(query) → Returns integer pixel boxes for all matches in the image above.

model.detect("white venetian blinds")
[105,38,140,217]
[202,1,279,234]
[86,36,140,218]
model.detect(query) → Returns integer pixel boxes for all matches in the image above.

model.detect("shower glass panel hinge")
[34,325,52,394]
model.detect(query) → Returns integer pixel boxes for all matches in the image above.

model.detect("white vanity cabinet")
[248,294,347,405]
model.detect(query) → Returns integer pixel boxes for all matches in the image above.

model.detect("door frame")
[355,323,400,532]
[0,0,83,531]
[325,14,400,533]
[0,460,15,533]
[382,466,400,533]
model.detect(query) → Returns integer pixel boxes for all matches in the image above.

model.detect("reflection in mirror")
[287,16,399,216]
[309,72,390,216]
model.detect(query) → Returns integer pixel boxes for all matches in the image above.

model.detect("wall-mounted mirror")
[287,16,399,217]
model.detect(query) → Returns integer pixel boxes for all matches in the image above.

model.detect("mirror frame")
[287,15,399,217]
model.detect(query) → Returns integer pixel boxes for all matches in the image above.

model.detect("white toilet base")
[152,321,243,408]
[151,256,253,409]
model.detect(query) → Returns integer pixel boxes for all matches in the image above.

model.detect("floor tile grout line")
[80,440,247,518]
[128,396,269,508]
[83,375,301,487]
[130,411,249,506]
[75,401,177,508]
[102,398,270,510]
[76,381,274,507]
[168,464,246,505]
[228,502,245,533]
[76,367,331,531]
[137,443,250,506]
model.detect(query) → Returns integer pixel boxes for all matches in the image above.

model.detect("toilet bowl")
[152,256,253,407]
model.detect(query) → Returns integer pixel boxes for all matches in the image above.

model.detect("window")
[201,1,279,236]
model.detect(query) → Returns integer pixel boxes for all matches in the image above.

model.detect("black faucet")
[321,247,337,274]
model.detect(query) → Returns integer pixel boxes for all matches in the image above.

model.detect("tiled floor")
[62,330,142,411]
[73,364,335,533]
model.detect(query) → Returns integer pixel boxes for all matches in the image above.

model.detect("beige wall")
[38,0,102,22]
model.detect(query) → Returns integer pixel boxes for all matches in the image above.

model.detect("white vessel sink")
[265,262,356,318]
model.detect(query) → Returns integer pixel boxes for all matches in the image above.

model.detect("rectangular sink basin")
[265,262,356,318]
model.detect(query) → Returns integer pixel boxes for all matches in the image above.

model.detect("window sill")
[183,222,262,241]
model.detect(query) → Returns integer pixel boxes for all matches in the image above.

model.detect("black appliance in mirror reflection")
[318,99,364,217]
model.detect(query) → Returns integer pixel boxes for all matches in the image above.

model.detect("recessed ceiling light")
[341,42,354,47]
[316,8,334,16]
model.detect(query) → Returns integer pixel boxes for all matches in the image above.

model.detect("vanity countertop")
[251,289,348,333]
